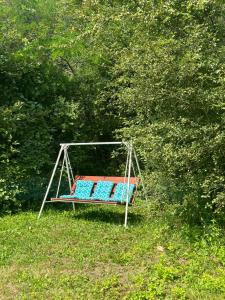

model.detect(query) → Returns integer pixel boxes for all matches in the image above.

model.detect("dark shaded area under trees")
[0,0,224,223]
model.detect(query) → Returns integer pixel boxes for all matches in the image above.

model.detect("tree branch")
[59,56,75,76]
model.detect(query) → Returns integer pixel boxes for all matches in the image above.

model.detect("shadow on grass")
[73,208,143,226]
[28,201,89,213]
[30,202,143,226]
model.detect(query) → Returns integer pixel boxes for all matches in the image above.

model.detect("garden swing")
[38,142,145,227]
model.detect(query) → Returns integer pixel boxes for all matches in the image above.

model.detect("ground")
[0,201,225,299]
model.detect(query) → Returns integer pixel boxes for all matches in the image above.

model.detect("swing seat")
[51,176,139,205]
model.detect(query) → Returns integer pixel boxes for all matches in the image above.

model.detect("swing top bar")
[60,142,127,146]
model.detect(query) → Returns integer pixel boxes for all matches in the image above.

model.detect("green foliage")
[111,0,225,222]
[0,0,119,212]
[0,0,225,221]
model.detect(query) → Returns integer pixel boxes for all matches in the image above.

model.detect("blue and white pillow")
[73,180,94,200]
[111,183,135,203]
[60,180,94,200]
[92,181,114,201]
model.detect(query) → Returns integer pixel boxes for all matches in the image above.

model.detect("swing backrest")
[71,176,139,203]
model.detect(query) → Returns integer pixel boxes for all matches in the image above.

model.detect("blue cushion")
[60,180,94,200]
[92,181,114,201]
[111,183,135,203]
[60,194,76,199]
[73,180,94,200]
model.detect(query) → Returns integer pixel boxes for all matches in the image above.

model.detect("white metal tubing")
[56,152,66,198]
[131,161,137,179]
[60,142,125,146]
[38,141,135,220]
[62,142,129,213]
[124,149,129,181]
[122,148,129,196]
[38,145,64,219]
[124,145,132,227]
[65,148,72,191]
[66,150,74,179]
[65,149,75,211]
[133,149,147,200]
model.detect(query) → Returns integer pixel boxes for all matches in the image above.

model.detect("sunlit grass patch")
[0,201,224,299]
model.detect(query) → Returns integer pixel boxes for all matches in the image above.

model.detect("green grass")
[0,201,225,299]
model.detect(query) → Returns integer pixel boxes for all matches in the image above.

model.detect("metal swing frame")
[38,141,146,227]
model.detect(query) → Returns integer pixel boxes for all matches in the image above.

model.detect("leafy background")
[0,0,225,223]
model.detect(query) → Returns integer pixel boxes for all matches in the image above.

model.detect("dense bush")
[111,1,225,222]
[0,0,224,222]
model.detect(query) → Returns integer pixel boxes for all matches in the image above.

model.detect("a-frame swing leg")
[38,145,64,219]
[133,149,147,201]
[124,144,132,227]
[66,150,75,211]
[64,147,75,211]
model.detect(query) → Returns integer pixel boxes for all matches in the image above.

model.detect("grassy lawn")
[0,200,225,299]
